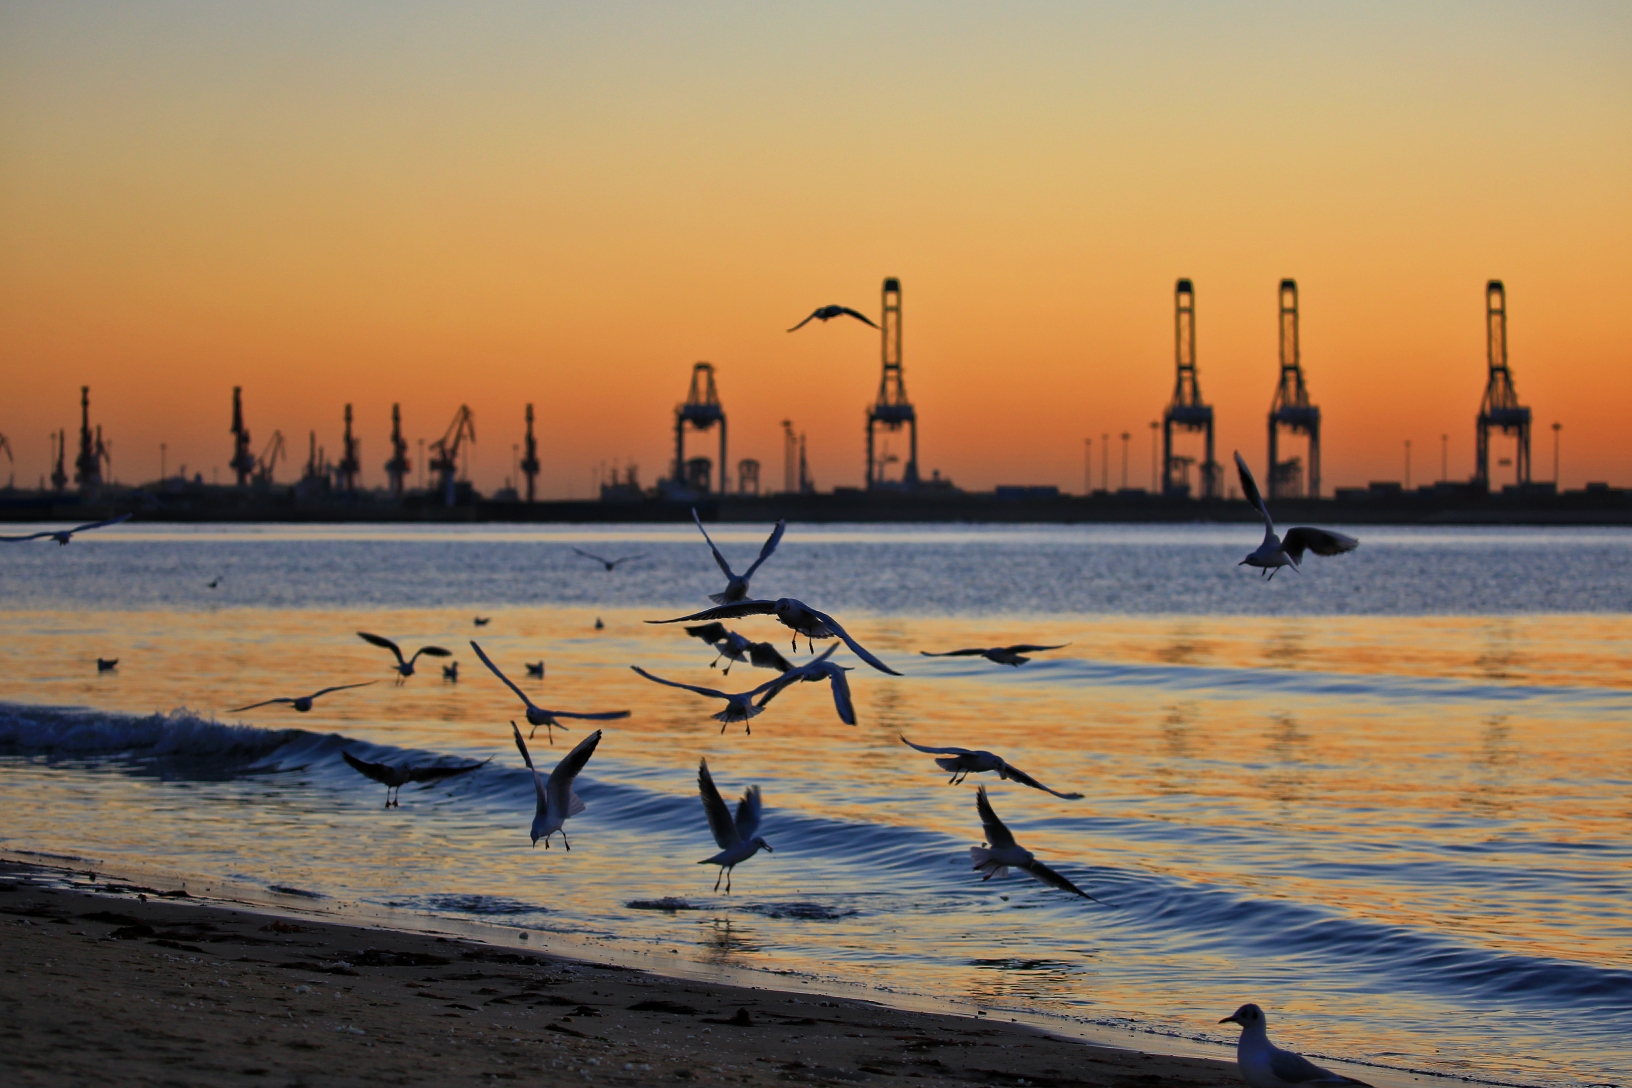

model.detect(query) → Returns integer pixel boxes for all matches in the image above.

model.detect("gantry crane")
[230,387,255,487]
[673,363,726,495]
[428,405,475,507]
[520,404,540,502]
[866,278,918,489]
[1475,280,1531,491]
[1162,279,1220,498]
[1267,280,1321,498]
[384,404,410,499]
[335,404,361,492]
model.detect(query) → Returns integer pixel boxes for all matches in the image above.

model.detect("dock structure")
[1475,280,1531,491]
[866,277,918,489]
[1162,279,1220,498]
[1267,279,1321,498]
[673,362,726,495]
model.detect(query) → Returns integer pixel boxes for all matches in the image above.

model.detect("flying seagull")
[685,622,792,675]
[900,735,1082,798]
[629,666,780,734]
[356,632,451,681]
[697,758,772,893]
[206,576,222,589]
[512,722,601,849]
[473,616,491,627]
[572,547,645,571]
[691,509,785,605]
[0,513,132,546]
[1233,452,1359,579]
[231,681,377,714]
[649,598,900,675]
[341,750,488,808]
[1219,1004,1372,1088]
[970,786,1095,900]
[787,305,880,332]
[919,643,1070,667]
[471,641,630,743]
[754,645,855,725]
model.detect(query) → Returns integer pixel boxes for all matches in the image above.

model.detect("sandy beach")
[1,862,1238,1088]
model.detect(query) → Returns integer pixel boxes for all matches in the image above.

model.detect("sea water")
[1,523,1628,1086]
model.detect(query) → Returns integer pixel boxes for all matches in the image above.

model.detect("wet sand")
[0,867,1238,1088]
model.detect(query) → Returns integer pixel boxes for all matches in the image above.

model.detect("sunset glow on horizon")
[2,2,1628,497]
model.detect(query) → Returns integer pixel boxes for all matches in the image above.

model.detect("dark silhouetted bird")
[2,513,132,546]
[357,632,451,681]
[231,681,377,714]
[342,750,488,808]
[787,305,879,332]
[919,643,1069,667]
[1233,452,1359,579]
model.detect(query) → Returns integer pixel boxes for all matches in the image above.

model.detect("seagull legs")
[713,866,725,892]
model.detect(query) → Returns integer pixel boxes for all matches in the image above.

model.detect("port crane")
[428,405,475,506]
[336,405,360,492]
[519,404,540,502]
[230,387,255,487]
[254,431,286,486]
[384,404,410,498]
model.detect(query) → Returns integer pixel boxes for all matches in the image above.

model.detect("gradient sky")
[2,1,1628,496]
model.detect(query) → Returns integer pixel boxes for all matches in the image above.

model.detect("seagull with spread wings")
[571,547,645,571]
[685,621,793,675]
[919,643,1070,667]
[696,758,772,893]
[649,598,900,675]
[230,681,377,714]
[471,641,630,743]
[1233,452,1359,579]
[786,305,880,332]
[970,786,1096,900]
[357,632,451,681]
[341,750,488,808]
[1219,1004,1372,1088]
[900,735,1082,798]
[629,666,782,734]
[754,645,855,725]
[512,723,601,849]
[0,513,132,546]
[691,509,785,605]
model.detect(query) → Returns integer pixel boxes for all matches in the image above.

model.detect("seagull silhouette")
[206,576,222,589]
[96,658,118,672]
[970,786,1096,900]
[357,632,451,682]
[442,661,459,682]
[473,616,491,627]
[525,661,545,678]
[900,735,1082,798]
[572,547,645,571]
[754,645,855,725]
[341,751,488,808]
[629,666,782,734]
[787,305,880,332]
[691,509,785,605]
[1219,1004,1371,1088]
[512,723,601,849]
[1233,452,1359,579]
[697,758,771,893]
[231,681,377,714]
[1,513,132,546]
[919,643,1070,667]
[471,641,629,743]
[649,598,900,675]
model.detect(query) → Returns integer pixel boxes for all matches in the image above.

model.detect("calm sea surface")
[2,523,1628,1086]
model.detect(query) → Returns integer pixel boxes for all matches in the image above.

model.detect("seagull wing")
[0,530,54,542]
[690,508,738,580]
[413,646,452,661]
[647,601,777,625]
[572,547,612,565]
[684,622,731,644]
[836,306,881,329]
[919,648,986,657]
[408,757,491,784]
[1283,527,1360,563]
[825,668,856,725]
[1234,451,1274,531]
[541,709,631,721]
[734,783,763,841]
[740,519,786,580]
[472,641,539,711]
[630,665,733,701]
[306,681,378,700]
[546,728,601,815]
[611,554,646,566]
[342,750,395,785]
[899,735,974,757]
[69,513,133,535]
[357,631,406,667]
[999,760,1084,800]
[805,606,901,675]
[1269,1045,1368,1085]
[228,697,295,713]
[1019,857,1097,900]
[746,642,794,671]
[1002,643,1070,654]
[975,785,1019,850]
[786,309,822,332]
[698,758,741,849]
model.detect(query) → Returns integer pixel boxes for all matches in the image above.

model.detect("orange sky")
[2,3,1629,496]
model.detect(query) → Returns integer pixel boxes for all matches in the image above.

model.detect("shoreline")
[1,858,1464,1088]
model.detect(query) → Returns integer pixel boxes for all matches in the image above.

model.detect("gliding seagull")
[471,641,630,743]
[685,622,793,675]
[512,723,601,849]
[0,513,132,546]
[649,598,901,675]
[920,643,1070,667]
[357,632,451,681]
[786,305,880,332]
[629,666,780,734]
[697,757,772,893]
[231,681,377,714]
[970,786,1095,900]
[754,645,855,725]
[1219,1004,1372,1088]
[572,547,645,571]
[341,750,487,808]
[1233,452,1358,579]
[900,735,1082,798]
[691,509,785,604]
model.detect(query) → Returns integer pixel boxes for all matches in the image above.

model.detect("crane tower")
[1267,279,1321,498]
[673,362,726,495]
[1475,280,1531,491]
[230,387,255,487]
[866,278,918,489]
[1162,279,1220,498]
[335,405,360,492]
[384,404,410,498]
[74,387,107,494]
[520,404,540,502]
[428,406,475,507]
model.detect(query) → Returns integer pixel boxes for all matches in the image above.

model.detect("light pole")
[1149,421,1158,492]
[1083,438,1091,496]
[1404,440,1412,489]
[1440,434,1448,483]
[1101,433,1109,491]
[1552,422,1561,485]
[1120,432,1130,489]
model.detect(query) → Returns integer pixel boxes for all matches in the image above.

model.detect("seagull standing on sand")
[691,509,785,605]
[471,641,630,743]
[919,643,1070,667]
[356,632,451,682]
[512,723,601,849]
[697,758,771,893]
[970,786,1095,900]
[0,513,132,546]
[341,751,488,808]
[231,681,377,714]
[1233,452,1359,579]
[900,736,1082,798]
[754,645,855,725]
[650,598,900,675]
[1219,1004,1371,1088]
[572,547,645,571]
[786,305,880,332]
[629,667,780,734]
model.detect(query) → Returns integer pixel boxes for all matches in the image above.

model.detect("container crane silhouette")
[254,431,286,486]
[1267,280,1321,498]
[673,363,726,495]
[1475,280,1531,491]
[1161,279,1220,498]
[866,278,917,489]
[385,404,410,499]
[520,404,540,502]
[74,387,109,495]
[429,405,475,507]
[230,387,255,487]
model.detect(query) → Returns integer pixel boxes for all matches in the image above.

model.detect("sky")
[2,1,1628,497]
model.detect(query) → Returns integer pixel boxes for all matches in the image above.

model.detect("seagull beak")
[763,843,774,853]
[1219,1015,1241,1025]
